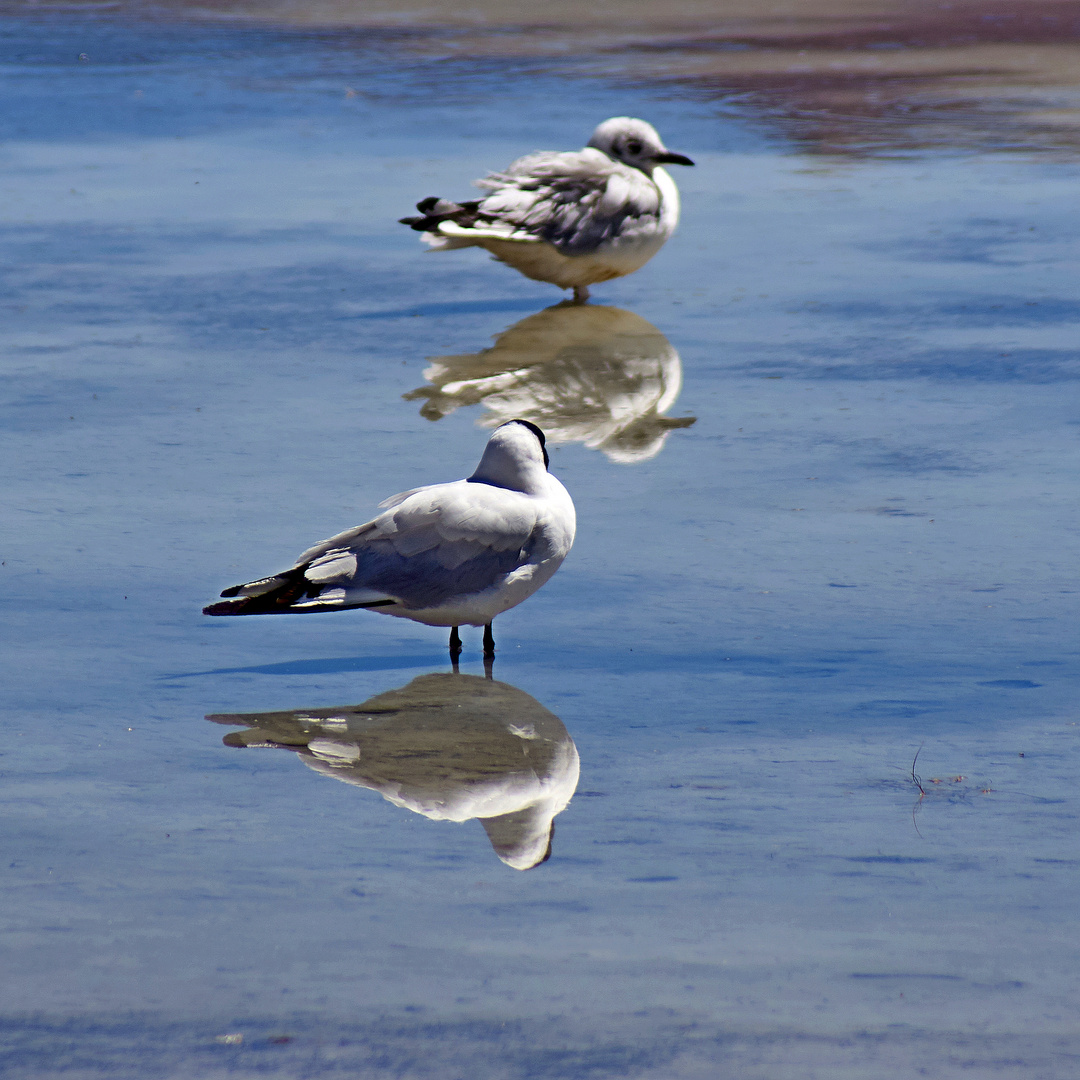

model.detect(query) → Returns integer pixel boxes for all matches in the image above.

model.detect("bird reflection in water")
[405,303,695,464]
[207,673,579,870]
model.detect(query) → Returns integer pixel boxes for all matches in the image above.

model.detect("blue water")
[2,12,1078,1078]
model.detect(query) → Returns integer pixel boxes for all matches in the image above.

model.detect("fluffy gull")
[203,420,575,663]
[400,117,694,303]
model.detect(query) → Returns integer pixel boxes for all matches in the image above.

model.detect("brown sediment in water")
[15,0,1080,154]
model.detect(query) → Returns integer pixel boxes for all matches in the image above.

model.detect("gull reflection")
[207,672,579,870]
[405,303,695,463]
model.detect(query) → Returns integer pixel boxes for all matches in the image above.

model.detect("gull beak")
[654,151,695,166]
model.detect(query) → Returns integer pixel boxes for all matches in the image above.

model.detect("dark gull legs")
[449,625,462,672]
[448,624,495,676]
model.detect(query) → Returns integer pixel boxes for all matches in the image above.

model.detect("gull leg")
[482,624,495,677]
[572,285,590,304]
[449,625,462,673]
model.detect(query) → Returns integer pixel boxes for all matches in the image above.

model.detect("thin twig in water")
[910,742,926,837]
[911,743,927,798]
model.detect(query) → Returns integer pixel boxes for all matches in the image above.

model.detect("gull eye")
[626,140,643,156]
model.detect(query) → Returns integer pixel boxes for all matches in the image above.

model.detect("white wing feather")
[437,149,663,256]
[293,481,537,595]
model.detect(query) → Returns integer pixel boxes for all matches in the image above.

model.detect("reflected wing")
[205,480,538,615]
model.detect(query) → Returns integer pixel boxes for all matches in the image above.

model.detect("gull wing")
[427,149,663,256]
[475,149,662,255]
[206,481,540,615]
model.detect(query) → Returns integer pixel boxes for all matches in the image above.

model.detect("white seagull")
[400,117,694,303]
[203,420,575,662]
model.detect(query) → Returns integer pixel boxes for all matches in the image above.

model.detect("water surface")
[1,9,1078,1078]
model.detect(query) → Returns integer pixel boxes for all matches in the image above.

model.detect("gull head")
[588,117,695,174]
[470,419,550,493]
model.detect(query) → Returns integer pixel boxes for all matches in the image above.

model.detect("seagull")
[400,117,694,303]
[203,420,575,663]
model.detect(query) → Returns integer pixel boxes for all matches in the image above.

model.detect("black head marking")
[510,418,549,467]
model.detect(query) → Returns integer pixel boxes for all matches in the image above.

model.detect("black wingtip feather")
[203,589,301,617]
[400,197,491,234]
[204,600,240,615]
[204,565,312,616]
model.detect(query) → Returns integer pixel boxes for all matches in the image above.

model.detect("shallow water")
[1,11,1079,1078]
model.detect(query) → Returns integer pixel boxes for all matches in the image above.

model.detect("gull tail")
[399,197,512,250]
[399,196,485,233]
[203,565,313,616]
[203,563,399,616]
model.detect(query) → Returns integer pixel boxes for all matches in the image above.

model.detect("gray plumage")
[203,420,576,635]
[400,118,694,299]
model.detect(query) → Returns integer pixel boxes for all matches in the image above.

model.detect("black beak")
[654,151,695,166]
